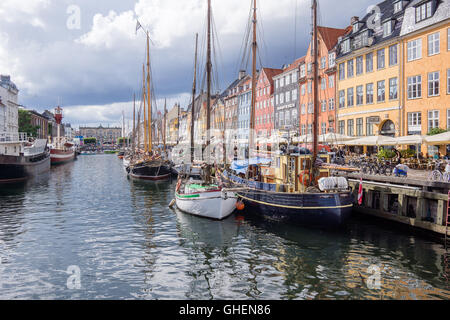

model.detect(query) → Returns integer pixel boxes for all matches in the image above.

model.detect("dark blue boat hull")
[222,170,353,227]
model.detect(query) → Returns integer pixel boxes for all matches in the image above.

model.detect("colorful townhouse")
[299,26,350,136]
[336,1,407,141]
[273,57,304,135]
[400,0,450,155]
[224,71,248,139]
[237,76,252,144]
[255,67,283,139]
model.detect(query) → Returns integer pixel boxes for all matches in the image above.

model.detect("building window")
[329,75,334,88]
[339,90,345,108]
[447,69,450,94]
[347,119,354,136]
[448,28,450,51]
[356,118,363,136]
[338,120,345,135]
[428,32,440,56]
[307,124,313,134]
[341,39,350,53]
[407,75,422,99]
[366,83,374,104]
[301,104,306,115]
[321,100,327,112]
[308,102,313,114]
[300,65,306,78]
[428,71,439,97]
[377,80,385,102]
[292,71,298,83]
[329,53,336,68]
[356,85,363,105]
[321,122,327,134]
[383,21,393,37]
[320,57,326,69]
[389,77,398,100]
[428,110,439,131]
[377,49,385,69]
[356,56,363,75]
[366,118,374,136]
[307,63,312,74]
[366,52,373,72]
[286,91,291,102]
[415,1,433,23]
[292,89,298,100]
[286,75,291,86]
[307,81,312,93]
[394,1,402,13]
[301,124,306,135]
[329,98,335,110]
[389,44,398,66]
[447,109,450,130]
[321,77,326,90]
[407,39,422,61]
[301,84,305,96]
[339,63,345,80]
[408,112,422,134]
[347,59,354,78]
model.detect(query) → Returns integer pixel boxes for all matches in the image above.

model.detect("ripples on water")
[0,154,449,300]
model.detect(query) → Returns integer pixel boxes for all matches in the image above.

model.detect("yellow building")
[336,2,406,140]
[400,0,450,155]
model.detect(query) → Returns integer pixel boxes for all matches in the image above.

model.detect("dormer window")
[415,1,433,23]
[383,20,393,37]
[341,39,351,54]
[394,1,402,13]
[353,24,359,33]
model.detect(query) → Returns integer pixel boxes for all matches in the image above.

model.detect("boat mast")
[191,33,198,164]
[132,93,136,155]
[311,0,319,182]
[249,0,257,161]
[164,98,167,154]
[142,64,148,154]
[206,0,212,164]
[147,34,152,154]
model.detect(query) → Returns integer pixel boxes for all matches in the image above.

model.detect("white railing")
[0,132,28,143]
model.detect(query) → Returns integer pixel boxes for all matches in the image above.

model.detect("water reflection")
[0,154,448,299]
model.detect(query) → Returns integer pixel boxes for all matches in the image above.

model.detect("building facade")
[79,125,121,144]
[255,68,282,139]
[336,2,409,139]
[237,76,252,142]
[400,0,450,154]
[273,57,304,134]
[299,26,349,136]
[29,109,49,139]
[0,75,19,133]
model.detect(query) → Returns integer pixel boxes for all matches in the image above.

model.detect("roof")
[317,26,352,50]
[260,67,283,82]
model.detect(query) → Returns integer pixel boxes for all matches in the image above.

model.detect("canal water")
[0,154,449,300]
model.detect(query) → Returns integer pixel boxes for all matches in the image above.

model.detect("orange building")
[255,67,282,138]
[299,26,350,136]
[400,0,450,155]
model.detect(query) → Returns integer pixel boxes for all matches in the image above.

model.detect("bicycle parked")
[428,160,450,182]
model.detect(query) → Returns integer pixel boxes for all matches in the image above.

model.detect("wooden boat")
[174,3,236,220]
[218,0,353,227]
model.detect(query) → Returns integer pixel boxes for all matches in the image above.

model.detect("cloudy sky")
[0,0,374,128]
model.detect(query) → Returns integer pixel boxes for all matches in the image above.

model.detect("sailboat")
[127,28,172,181]
[174,1,237,220]
[218,0,353,227]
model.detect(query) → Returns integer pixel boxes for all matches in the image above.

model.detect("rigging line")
[294,0,298,61]
[235,0,253,74]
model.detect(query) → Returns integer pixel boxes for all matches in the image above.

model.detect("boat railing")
[0,132,28,143]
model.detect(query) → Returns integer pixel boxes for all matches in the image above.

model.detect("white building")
[0,75,19,133]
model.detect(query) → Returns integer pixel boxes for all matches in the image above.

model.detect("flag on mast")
[357,177,363,205]
[136,20,142,34]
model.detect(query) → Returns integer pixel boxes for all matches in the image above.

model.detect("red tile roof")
[317,26,351,50]
[260,67,283,82]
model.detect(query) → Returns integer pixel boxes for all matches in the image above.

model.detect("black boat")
[127,159,172,181]
[0,138,51,184]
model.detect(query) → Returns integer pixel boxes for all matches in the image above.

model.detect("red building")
[298,26,351,136]
[255,68,282,139]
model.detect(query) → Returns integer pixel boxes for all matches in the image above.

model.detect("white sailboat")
[175,1,237,220]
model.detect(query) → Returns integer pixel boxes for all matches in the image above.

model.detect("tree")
[427,127,447,136]
[83,137,97,145]
[18,109,40,137]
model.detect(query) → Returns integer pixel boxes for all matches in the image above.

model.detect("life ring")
[298,171,310,186]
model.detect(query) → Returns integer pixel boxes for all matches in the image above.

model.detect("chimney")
[351,16,359,25]
[238,70,246,80]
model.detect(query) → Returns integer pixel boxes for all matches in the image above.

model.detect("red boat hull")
[50,149,75,165]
